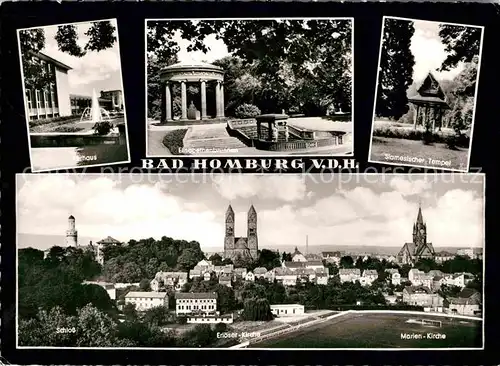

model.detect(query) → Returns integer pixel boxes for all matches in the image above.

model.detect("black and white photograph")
[17,173,483,349]
[369,17,484,172]
[18,19,130,172]
[146,18,353,157]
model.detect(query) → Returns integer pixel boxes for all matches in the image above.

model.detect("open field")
[251,312,482,348]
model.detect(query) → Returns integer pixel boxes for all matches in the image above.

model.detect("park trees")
[19,20,116,90]
[376,18,415,119]
[241,297,274,321]
[147,19,352,119]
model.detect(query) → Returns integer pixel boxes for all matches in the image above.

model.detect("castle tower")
[65,215,78,247]
[247,204,258,259]
[224,205,235,258]
[412,204,427,247]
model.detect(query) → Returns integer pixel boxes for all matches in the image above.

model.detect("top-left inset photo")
[17,18,130,172]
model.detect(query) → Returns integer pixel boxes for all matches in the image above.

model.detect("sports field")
[251,312,482,348]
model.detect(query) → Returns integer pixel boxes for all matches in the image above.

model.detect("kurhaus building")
[24,52,73,121]
[25,52,123,121]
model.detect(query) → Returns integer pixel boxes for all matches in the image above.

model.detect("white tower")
[66,215,78,247]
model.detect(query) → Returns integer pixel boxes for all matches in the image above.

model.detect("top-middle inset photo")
[145,18,354,157]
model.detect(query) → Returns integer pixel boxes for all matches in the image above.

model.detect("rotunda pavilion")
[159,61,226,122]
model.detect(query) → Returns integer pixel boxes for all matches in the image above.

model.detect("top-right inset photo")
[369,16,484,172]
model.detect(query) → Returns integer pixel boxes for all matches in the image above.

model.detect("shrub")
[52,126,84,133]
[235,103,261,119]
[214,322,228,333]
[29,115,79,127]
[176,316,187,325]
[93,121,114,135]
[162,129,188,155]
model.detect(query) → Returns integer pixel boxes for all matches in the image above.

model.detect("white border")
[367,16,485,173]
[144,18,355,158]
[15,172,485,351]
[16,18,132,173]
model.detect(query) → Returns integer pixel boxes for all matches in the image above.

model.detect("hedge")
[373,126,469,147]
[162,129,188,155]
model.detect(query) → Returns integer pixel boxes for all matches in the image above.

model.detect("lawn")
[370,137,469,171]
[252,312,482,348]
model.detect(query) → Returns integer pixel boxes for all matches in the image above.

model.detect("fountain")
[80,88,112,123]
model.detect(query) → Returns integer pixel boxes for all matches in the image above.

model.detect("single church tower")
[247,204,258,259]
[224,205,235,258]
[66,214,78,247]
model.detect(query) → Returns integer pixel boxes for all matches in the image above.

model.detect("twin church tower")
[224,204,259,261]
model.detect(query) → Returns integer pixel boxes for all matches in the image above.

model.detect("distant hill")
[18,234,482,257]
[202,245,482,256]
[18,233,99,251]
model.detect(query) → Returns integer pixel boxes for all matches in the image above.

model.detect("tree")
[340,256,354,268]
[177,247,203,271]
[241,298,274,321]
[281,252,292,262]
[20,21,117,89]
[143,306,172,327]
[376,18,415,119]
[140,279,151,291]
[439,25,482,71]
[257,249,281,270]
[123,303,138,321]
[208,253,223,266]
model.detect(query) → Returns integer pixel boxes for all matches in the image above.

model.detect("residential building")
[245,271,255,282]
[445,288,481,316]
[316,272,328,285]
[305,260,324,271]
[385,269,401,285]
[305,253,323,261]
[203,271,212,281]
[175,292,218,315]
[264,270,275,282]
[448,272,475,288]
[187,314,233,324]
[283,261,306,271]
[150,271,188,292]
[125,291,168,311]
[83,281,116,300]
[457,248,475,259]
[194,259,214,273]
[402,286,444,309]
[253,267,267,279]
[360,269,378,286]
[219,273,232,287]
[291,247,307,262]
[100,89,124,111]
[213,264,234,276]
[434,251,455,263]
[339,268,361,283]
[233,267,247,280]
[24,52,72,121]
[270,304,305,317]
[189,269,202,279]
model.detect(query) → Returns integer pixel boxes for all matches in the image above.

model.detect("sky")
[17,174,484,251]
[22,19,123,96]
[174,31,229,64]
[386,17,482,83]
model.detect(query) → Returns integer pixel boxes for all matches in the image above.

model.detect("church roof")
[68,215,75,220]
[97,236,121,245]
[416,204,424,225]
[248,204,257,214]
[293,247,302,255]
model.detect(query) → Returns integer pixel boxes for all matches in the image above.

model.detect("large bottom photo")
[16,173,484,349]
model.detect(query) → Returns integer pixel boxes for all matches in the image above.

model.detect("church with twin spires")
[224,204,259,261]
[397,204,436,265]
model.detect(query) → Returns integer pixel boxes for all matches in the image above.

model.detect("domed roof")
[68,215,75,220]
[163,61,223,71]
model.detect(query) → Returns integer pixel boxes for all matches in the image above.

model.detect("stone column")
[200,80,207,119]
[432,107,436,131]
[165,82,172,121]
[220,82,225,117]
[181,81,187,120]
[438,108,442,131]
[215,81,223,118]
[413,105,418,129]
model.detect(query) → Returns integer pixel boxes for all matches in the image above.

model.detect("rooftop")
[125,291,167,299]
[175,292,218,299]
